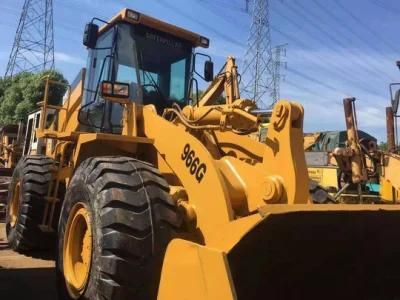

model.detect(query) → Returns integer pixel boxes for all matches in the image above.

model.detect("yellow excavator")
[6,8,400,300]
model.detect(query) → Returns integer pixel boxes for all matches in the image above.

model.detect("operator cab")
[80,8,212,133]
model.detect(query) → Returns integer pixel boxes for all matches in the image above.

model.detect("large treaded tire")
[57,156,182,300]
[6,155,57,252]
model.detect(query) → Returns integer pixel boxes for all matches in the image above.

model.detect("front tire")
[6,155,57,252]
[57,156,181,299]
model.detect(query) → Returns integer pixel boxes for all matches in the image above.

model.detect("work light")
[101,81,130,98]
[200,36,210,47]
[126,9,140,22]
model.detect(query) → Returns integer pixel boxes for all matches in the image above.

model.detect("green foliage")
[379,142,388,151]
[0,70,67,125]
[191,89,226,105]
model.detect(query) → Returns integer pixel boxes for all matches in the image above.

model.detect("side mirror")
[204,60,214,82]
[393,89,400,114]
[83,23,99,49]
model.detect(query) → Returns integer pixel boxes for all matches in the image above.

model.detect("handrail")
[39,75,71,133]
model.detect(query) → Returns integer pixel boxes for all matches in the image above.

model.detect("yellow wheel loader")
[0,122,24,216]
[6,8,400,299]
[0,122,24,171]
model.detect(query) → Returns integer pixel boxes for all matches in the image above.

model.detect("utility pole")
[5,0,54,77]
[271,44,287,106]
[240,0,274,108]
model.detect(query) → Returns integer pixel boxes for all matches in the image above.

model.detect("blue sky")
[0,0,399,141]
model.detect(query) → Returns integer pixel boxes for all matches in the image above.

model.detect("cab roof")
[99,8,210,48]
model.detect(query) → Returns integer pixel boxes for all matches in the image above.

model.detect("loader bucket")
[158,204,400,300]
[229,204,400,300]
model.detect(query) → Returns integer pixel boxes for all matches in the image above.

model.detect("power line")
[54,0,109,20]
[369,0,400,15]
[284,79,342,106]
[290,0,394,81]
[280,0,393,82]
[269,23,384,98]
[308,0,396,74]
[0,4,81,44]
[197,0,379,95]
[155,0,239,45]
[196,0,249,34]
[195,0,386,102]
[287,66,347,96]
[194,0,394,91]
[333,0,400,54]
[271,9,359,80]
[198,0,247,13]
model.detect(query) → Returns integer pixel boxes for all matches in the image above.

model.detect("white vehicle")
[23,108,55,156]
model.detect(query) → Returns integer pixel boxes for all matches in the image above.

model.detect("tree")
[379,142,388,151]
[191,89,226,105]
[0,70,67,125]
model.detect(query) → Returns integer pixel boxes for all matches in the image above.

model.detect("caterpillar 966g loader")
[6,8,400,300]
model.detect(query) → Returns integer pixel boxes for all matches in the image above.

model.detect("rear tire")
[57,156,181,300]
[6,155,58,252]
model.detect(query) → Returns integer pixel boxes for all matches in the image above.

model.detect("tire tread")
[6,155,58,251]
[58,156,181,299]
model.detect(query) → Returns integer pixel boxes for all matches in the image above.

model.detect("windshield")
[115,23,192,110]
[80,22,193,133]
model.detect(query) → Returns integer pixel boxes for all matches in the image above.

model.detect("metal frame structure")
[240,0,274,108]
[271,43,287,105]
[5,0,54,77]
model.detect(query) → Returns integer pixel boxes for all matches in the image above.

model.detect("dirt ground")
[0,222,57,299]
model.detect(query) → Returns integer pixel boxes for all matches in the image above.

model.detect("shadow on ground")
[0,221,56,260]
[0,267,57,299]
[18,248,57,260]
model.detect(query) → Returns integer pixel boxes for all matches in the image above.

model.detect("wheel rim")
[9,181,21,228]
[63,202,92,299]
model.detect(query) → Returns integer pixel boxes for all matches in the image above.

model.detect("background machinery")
[305,98,381,202]
[5,8,400,300]
[0,122,24,170]
[305,93,400,204]
[0,83,61,216]
[380,66,400,202]
[0,122,24,216]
